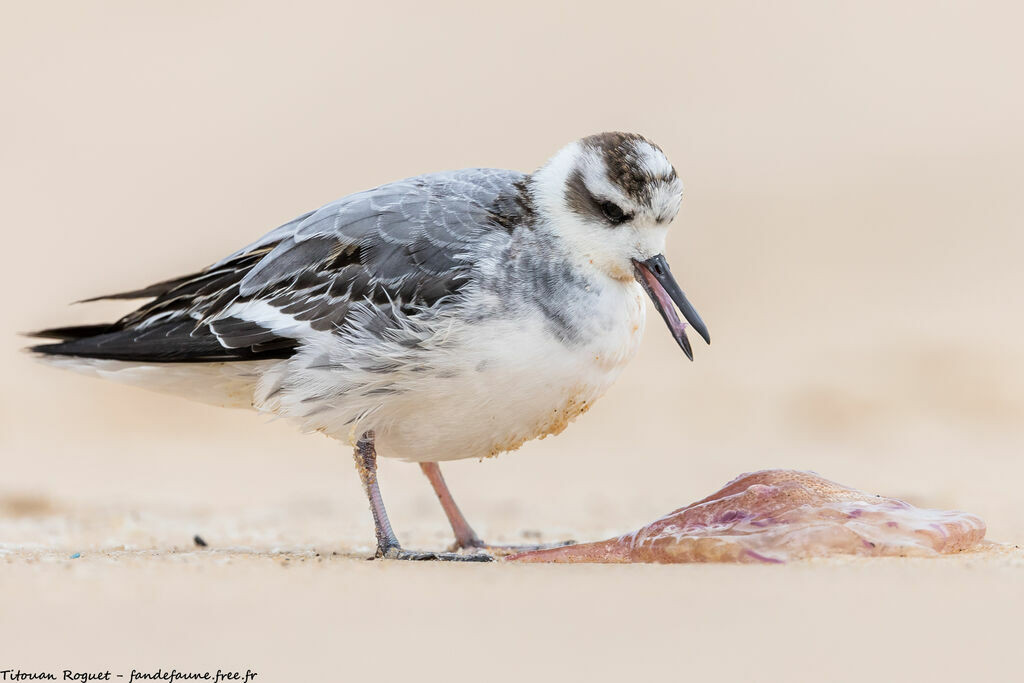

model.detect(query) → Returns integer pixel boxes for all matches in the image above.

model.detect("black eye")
[599,200,630,225]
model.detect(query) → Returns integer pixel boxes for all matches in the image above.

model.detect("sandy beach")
[2,2,1022,681]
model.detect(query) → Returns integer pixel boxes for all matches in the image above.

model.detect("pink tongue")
[638,264,686,335]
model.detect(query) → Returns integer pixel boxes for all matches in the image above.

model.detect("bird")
[29,131,710,561]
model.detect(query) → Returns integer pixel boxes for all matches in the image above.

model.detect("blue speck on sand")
[70,552,81,559]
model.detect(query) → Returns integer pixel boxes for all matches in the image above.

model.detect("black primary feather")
[30,320,296,363]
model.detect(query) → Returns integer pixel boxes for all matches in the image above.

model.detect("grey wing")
[31,169,531,362]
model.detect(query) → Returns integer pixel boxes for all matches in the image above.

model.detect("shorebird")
[30,132,709,561]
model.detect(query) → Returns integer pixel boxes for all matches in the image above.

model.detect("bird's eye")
[599,200,630,225]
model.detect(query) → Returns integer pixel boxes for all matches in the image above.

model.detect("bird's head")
[531,132,710,359]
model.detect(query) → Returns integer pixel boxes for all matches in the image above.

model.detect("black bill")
[632,254,710,361]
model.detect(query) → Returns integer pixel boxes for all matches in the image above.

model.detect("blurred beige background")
[2,1,1022,681]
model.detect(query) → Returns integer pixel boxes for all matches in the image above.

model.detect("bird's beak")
[632,254,710,361]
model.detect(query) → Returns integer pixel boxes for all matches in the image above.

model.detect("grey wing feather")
[31,169,532,362]
[236,169,526,297]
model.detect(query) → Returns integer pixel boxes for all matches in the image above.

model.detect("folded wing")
[31,169,531,363]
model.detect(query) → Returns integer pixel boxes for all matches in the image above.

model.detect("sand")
[2,2,1023,681]
[4,545,1024,681]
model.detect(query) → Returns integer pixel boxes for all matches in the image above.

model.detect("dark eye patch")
[565,169,634,227]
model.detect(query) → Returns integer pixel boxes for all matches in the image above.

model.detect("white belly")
[360,284,646,462]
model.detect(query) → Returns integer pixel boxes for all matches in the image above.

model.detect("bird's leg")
[419,462,485,549]
[352,432,492,562]
[353,431,400,554]
[419,461,575,554]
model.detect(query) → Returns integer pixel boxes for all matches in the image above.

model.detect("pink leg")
[419,462,575,553]
[419,462,485,549]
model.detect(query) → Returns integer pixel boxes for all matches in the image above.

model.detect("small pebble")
[193,535,208,547]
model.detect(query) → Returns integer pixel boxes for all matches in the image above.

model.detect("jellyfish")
[508,470,986,564]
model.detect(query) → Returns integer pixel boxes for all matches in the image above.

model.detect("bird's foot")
[449,538,576,556]
[375,545,494,562]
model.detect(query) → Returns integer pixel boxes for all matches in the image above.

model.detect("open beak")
[632,254,710,361]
